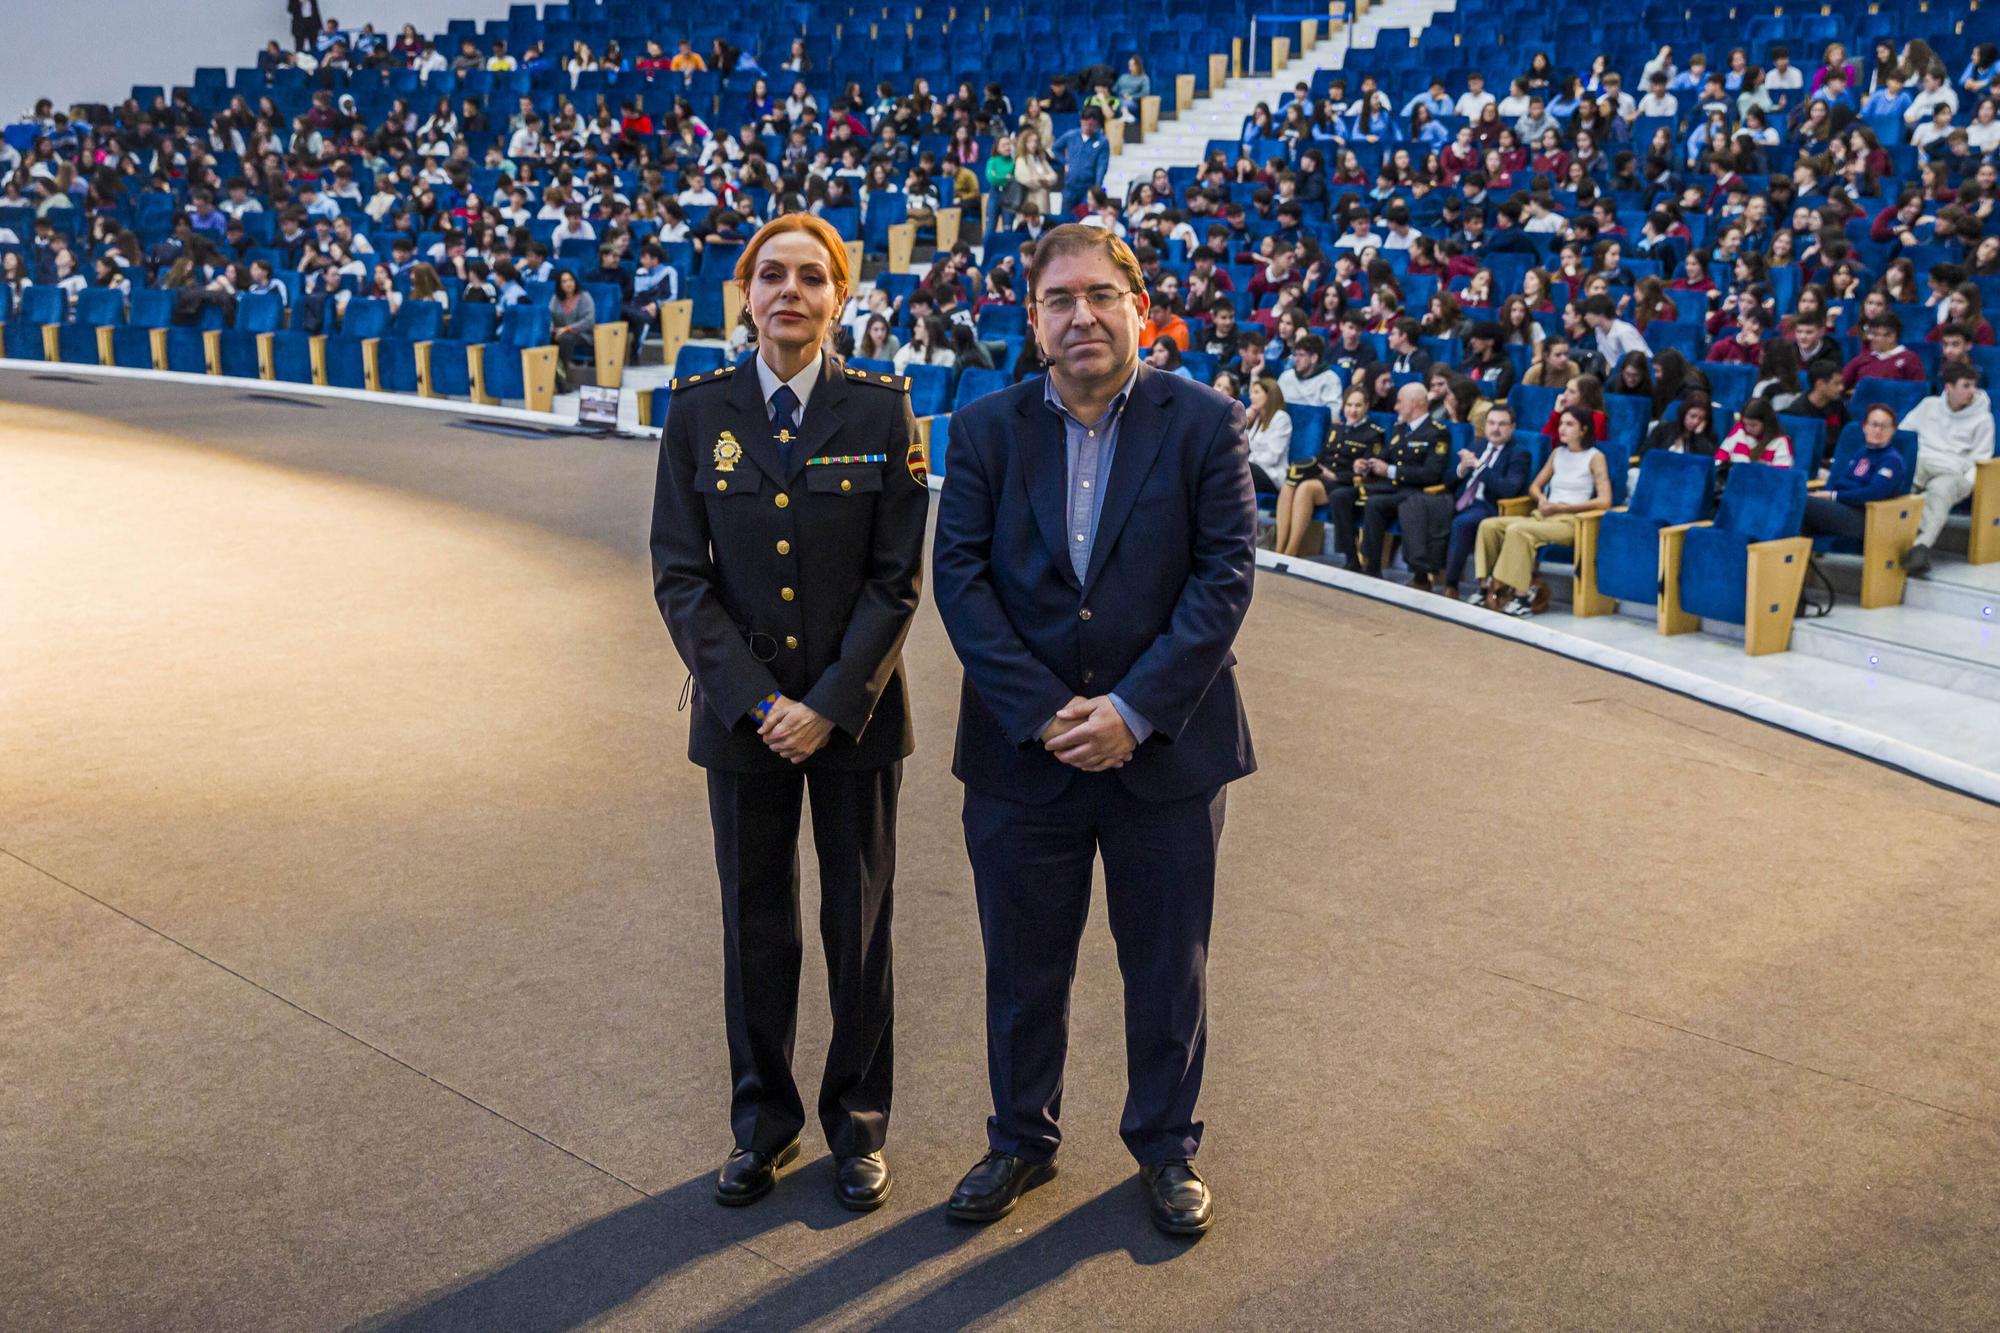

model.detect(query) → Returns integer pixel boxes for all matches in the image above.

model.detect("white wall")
[0,0,487,117]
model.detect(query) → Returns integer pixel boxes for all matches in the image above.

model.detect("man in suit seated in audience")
[1401,402,1533,598]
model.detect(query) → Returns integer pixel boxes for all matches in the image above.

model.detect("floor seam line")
[1,844,653,1200]
[1481,967,1985,1126]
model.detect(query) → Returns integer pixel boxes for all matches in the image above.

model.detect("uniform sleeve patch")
[907,435,930,486]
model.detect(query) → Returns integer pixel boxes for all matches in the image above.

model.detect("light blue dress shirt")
[1041,367,1154,744]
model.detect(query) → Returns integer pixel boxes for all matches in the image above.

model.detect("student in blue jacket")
[1802,402,1909,541]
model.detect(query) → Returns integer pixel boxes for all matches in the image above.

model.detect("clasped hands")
[759,695,834,764]
[1039,695,1137,771]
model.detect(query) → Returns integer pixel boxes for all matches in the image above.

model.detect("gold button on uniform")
[785,635,799,649]
[781,587,795,601]
[715,479,728,491]
[840,479,852,492]
[775,493,790,508]
[776,539,791,555]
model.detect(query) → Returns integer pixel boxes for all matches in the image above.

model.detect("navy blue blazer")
[933,364,1258,805]
[1450,437,1532,507]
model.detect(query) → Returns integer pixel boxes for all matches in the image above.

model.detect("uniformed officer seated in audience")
[1333,382,1450,576]
[1272,382,1384,552]
[1310,385,1390,563]
[1401,401,1533,598]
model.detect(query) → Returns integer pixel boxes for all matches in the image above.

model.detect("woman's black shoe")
[714,1138,801,1206]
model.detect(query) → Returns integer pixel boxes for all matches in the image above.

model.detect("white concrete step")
[1792,603,2000,702]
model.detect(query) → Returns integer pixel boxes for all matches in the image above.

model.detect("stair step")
[1791,604,2000,701]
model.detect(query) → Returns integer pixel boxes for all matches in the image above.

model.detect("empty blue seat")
[1677,464,1809,627]
[3,285,65,359]
[674,343,729,380]
[975,304,1027,337]
[1595,451,1716,605]
[952,367,1009,411]
[377,300,443,393]
[1849,377,1928,426]
[323,297,394,389]
[59,288,126,364]
[212,291,286,379]
[906,362,950,417]
[163,326,209,374]
[1700,361,1757,409]
[478,305,552,401]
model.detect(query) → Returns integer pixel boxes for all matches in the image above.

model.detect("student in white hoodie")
[1898,364,1995,576]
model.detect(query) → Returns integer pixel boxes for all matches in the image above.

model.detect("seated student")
[1801,403,1911,545]
[1899,364,1996,576]
[1401,402,1533,599]
[622,243,680,357]
[1522,333,1582,388]
[1716,397,1796,470]
[1475,406,1613,615]
[1772,360,1852,442]
[1707,304,1770,365]
[1542,374,1610,443]
[1842,312,1927,388]
[1244,376,1294,495]
[1277,333,1343,407]
[1290,385,1388,559]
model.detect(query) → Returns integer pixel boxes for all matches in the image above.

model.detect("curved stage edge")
[5,373,1999,1331]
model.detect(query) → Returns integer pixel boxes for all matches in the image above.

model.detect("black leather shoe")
[1139,1160,1212,1236]
[945,1151,1056,1223]
[1904,543,1934,578]
[834,1152,893,1211]
[714,1138,800,1206]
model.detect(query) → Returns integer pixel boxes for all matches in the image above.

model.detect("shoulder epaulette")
[844,366,911,393]
[667,363,739,392]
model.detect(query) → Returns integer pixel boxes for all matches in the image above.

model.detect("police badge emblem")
[714,431,742,471]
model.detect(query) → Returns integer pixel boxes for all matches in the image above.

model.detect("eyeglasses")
[1035,286,1135,317]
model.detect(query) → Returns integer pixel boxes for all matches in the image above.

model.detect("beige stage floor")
[3,372,1998,1331]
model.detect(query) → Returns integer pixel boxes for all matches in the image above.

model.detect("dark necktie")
[1457,446,1497,511]
[770,384,801,469]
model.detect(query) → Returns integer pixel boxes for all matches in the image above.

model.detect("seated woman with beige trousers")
[1474,405,1612,617]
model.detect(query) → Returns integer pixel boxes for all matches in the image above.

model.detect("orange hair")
[732,213,853,301]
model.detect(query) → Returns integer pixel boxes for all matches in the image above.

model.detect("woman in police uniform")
[650,213,928,1212]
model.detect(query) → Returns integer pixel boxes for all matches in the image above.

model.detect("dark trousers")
[962,773,1225,1165]
[1326,485,1363,564]
[706,761,899,1158]
[1249,462,1280,495]
[1355,489,1414,573]
[1397,491,1454,576]
[1802,495,1867,540]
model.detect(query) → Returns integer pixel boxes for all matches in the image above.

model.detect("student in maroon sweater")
[1707,306,1768,366]
[1842,313,1927,390]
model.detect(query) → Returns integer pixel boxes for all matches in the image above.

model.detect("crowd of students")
[4,21,1997,597]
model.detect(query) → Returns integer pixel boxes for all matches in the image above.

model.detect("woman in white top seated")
[1244,375,1293,496]
[1475,406,1612,616]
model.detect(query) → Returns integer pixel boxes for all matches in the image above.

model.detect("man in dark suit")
[932,224,1258,1237]
[1399,402,1534,598]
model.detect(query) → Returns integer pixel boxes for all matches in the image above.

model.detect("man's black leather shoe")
[834,1152,893,1211]
[945,1151,1056,1223]
[714,1139,800,1206]
[1139,1160,1212,1236]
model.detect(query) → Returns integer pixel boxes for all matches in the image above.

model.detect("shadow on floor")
[695,1178,1195,1331]
[353,1175,746,1333]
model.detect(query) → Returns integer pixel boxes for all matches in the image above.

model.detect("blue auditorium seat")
[4,285,64,360]
[60,288,126,364]
[1669,463,1809,646]
[212,291,286,379]
[476,305,553,402]
[377,300,443,393]
[1700,362,1756,410]
[976,304,1027,337]
[906,363,950,417]
[952,367,1009,411]
[1849,378,1928,426]
[673,344,728,380]
[1594,451,1716,606]
[323,297,394,389]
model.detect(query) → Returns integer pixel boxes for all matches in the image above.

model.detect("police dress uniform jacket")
[932,363,1258,806]
[1312,419,1387,489]
[1374,415,1452,492]
[650,352,928,771]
